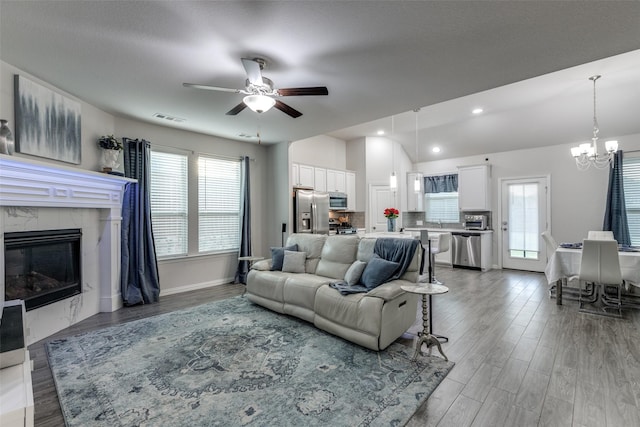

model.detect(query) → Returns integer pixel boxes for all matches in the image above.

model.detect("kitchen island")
[404,228,493,271]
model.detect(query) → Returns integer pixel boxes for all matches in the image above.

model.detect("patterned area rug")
[47,296,453,426]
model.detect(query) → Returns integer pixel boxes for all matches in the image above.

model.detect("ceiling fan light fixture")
[243,94,276,113]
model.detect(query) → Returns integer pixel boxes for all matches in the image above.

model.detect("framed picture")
[14,75,81,164]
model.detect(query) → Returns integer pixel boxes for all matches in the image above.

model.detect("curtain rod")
[150,142,255,161]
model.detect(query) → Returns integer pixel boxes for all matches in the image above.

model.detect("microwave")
[329,192,348,210]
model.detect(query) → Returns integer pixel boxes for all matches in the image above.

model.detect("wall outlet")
[416,220,423,226]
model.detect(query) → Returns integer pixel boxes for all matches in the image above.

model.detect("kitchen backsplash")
[403,210,492,230]
[329,211,365,228]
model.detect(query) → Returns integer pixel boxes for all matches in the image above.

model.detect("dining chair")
[578,239,623,317]
[587,230,615,240]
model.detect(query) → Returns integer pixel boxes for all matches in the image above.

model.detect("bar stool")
[429,232,451,285]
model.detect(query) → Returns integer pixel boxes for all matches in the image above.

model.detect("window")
[149,150,242,258]
[198,156,241,253]
[150,151,188,258]
[507,182,539,260]
[623,154,640,245]
[425,192,459,223]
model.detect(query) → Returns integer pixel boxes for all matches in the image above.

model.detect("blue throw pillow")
[270,244,298,271]
[359,255,399,290]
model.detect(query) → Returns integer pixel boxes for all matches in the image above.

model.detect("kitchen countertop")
[403,227,494,234]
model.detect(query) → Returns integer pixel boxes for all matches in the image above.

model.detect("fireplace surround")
[0,154,134,344]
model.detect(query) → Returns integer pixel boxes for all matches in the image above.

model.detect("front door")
[369,184,396,232]
[500,176,550,272]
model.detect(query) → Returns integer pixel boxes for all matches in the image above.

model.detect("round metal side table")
[401,283,449,361]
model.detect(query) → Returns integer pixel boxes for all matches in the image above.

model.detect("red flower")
[384,208,399,219]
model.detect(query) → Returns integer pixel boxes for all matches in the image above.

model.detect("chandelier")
[570,75,618,170]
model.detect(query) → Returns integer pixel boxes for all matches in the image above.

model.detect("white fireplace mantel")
[0,154,136,313]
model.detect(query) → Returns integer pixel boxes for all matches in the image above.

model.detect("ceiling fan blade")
[183,82,243,93]
[241,58,263,86]
[226,102,248,116]
[277,86,329,96]
[274,100,303,118]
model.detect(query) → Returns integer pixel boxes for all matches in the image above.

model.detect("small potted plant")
[97,135,123,173]
[384,208,399,232]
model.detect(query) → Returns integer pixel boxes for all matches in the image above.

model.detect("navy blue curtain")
[121,138,160,305]
[603,150,631,246]
[234,156,252,284]
[424,174,458,193]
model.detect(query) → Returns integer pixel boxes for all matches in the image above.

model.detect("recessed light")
[472,108,483,115]
[377,130,385,135]
[432,147,441,153]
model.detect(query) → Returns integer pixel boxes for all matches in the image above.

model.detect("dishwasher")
[452,233,481,269]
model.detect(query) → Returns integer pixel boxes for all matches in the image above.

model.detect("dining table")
[544,246,640,305]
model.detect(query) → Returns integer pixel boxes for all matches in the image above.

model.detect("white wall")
[1,60,281,298]
[290,134,347,170]
[1,60,114,173]
[415,133,640,266]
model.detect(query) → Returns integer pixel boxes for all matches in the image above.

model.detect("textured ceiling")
[1,1,640,161]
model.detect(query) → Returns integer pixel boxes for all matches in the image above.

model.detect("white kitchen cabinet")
[327,169,346,193]
[458,165,491,211]
[346,172,356,211]
[314,167,327,192]
[291,163,315,188]
[406,172,424,211]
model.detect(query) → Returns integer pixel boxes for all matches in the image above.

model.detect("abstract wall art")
[14,75,81,164]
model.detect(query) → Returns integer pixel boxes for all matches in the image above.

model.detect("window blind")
[623,155,640,246]
[198,155,241,253]
[150,151,188,258]
[425,192,459,223]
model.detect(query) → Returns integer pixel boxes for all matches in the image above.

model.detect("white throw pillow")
[282,250,307,273]
[344,260,367,286]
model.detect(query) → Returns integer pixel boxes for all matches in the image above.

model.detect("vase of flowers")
[384,208,399,232]
[98,135,123,172]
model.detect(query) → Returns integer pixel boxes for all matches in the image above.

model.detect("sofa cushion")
[286,234,327,274]
[282,250,306,273]
[315,235,359,279]
[270,244,298,271]
[360,255,399,290]
[344,260,367,286]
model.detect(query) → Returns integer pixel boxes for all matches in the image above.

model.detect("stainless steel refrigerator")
[293,189,329,234]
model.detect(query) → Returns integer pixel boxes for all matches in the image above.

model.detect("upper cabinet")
[346,172,356,211]
[291,164,354,201]
[406,172,424,212]
[326,169,347,193]
[458,165,491,211]
[291,163,315,188]
[314,167,327,192]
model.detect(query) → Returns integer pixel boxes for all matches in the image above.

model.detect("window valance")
[424,174,458,193]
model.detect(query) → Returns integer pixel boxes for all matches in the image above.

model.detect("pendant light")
[389,115,397,191]
[413,109,422,193]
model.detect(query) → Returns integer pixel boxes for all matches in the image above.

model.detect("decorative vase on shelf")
[97,135,123,173]
[387,218,396,232]
[100,148,121,173]
[0,119,15,155]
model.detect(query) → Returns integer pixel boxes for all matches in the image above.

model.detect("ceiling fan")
[183,57,328,118]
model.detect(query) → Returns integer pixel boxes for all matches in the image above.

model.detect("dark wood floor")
[29,268,640,426]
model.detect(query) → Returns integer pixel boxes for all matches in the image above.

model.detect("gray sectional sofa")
[245,233,422,351]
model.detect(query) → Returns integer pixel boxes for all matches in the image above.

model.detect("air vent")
[238,133,257,139]
[153,113,186,123]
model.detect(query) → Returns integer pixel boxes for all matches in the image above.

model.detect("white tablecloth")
[544,247,640,288]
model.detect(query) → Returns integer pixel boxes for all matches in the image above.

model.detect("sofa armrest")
[251,259,272,271]
[365,279,413,301]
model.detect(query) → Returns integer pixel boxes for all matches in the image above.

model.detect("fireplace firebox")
[4,229,82,311]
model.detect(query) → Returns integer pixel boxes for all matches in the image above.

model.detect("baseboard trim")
[159,278,234,297]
